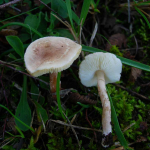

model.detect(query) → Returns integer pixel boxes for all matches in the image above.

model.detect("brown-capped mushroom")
[24,36,82,96]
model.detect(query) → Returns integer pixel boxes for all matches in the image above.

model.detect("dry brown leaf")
[0,29,18,36]
[112,146,125,150]
[7,117,17,134]
[128,67,142,83]
[136,136,147,143]
[34,0,41,6]
[123,51,135,60]
[105,33,127,51]
[139,122,148,132]
[1,21,20,30]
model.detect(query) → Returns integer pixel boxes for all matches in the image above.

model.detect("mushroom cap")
[24,37,82,77]
[79,52,122,87]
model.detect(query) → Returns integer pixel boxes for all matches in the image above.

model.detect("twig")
[123,122,135,132]
[85,109,97,142]
[50,119,102,132]
[53,101,81,149]
[127,0,131,23]
[141,82,150,87]
[62,111,81,150]
[38,0,65,21]
[79,19,83,45]
[2,118,7,140]
[39,112,46,133]
[133,35,138,56]
[40,2,79,43]
[0,0,21,9]
[120,47,143,51]
[0,137,15,149]
[0,67,8,107]
[113,83,150,101]
[0,60,49,86]
[65,114,77,133]
[51,13,79,43]
[89,22,98,47]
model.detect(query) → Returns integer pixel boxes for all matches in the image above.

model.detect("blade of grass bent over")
[0,22,43,38]
[0,7,39,23]
[107,87,128,149]
[134,6,150,29]
[0,104,34,132]
[82,45,150,72]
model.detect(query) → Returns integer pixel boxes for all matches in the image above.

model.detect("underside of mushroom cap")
[79,52,122,87]
[24,37,82,77]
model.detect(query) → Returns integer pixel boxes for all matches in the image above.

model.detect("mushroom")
[79,52,122,147]
[24,36,82,96]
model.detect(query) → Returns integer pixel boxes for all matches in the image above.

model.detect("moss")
[110,45,123,57]
[107,84,149,142]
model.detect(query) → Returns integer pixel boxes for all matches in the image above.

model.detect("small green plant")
[24,137,39,150]
[110,45,123,57]
[136,19,150,43]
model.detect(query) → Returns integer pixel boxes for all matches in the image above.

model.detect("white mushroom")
[79,52,122,147]
[24,36,82,96]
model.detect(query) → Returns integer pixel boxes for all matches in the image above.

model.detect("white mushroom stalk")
[79,52,122,147]
[96,70,112,147]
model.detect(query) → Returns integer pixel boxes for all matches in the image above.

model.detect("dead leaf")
[34,0,41,6]
[123,51,135,60]
[105,33,127,51]
[112,146,125,150]
[136,136,147,143]
[0,29,18,36]
[0,29,18,44]
[103,16,116,28]
[7,117,17,134]
[128,67,142,83]
[139,122,148,132]
[1,21,21,30]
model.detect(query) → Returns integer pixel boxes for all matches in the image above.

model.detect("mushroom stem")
[96,70,112,147]
[50,72,58,93]
[50,73,61,99]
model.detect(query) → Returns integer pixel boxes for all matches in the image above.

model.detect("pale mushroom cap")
[79,52,122,87]
[24,37,82,77]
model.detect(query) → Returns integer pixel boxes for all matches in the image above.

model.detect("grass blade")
[56,0,80,24]
[107,87,128,149]
[65,0,74,29]
[0,7,39,23]
[0,22,43,38]
[134,6,150,29]
[0,104,34,132]
[56,72,65,120]
[80,0,92,26]
[82,45,150,72]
